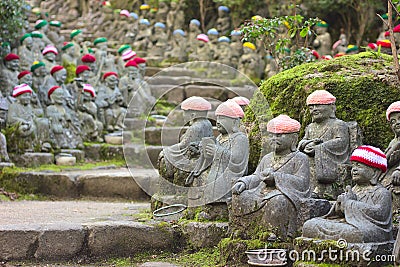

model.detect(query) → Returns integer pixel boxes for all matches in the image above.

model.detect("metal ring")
[152,204,187,217]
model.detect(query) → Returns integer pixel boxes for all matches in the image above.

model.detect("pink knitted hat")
[181,96,211,111]
[306,90,336,105]
[120,9,130,17]
[83,84,96,97]
[386,101,400,120]
[197,34,209,43]
[266,114,301,134]
[215,100,244,118]
[122,49,136,61]
[232,96,250,106]
[42,45,58,55]
[12,84,33,97]
[350,145,387,172]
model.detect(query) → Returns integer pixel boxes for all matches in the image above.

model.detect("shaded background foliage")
[0,0,28,42]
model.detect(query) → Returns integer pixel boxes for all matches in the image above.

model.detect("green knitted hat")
[94,37,107,45]
[346,45,358,53]
[118,44,131,54]
[20,33,32,44]
[316,21,329,28]
[31,31,43,38]
[34,19,48,29]
[70,29,82,39]
[30,61,45,72]
[62,42,74,51]
[50,20,62,27]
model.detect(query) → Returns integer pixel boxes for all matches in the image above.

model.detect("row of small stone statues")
[158,90,400,246]
[0,51,155,155]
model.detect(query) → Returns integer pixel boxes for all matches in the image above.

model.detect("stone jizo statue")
[312,21,332,57]
[18,33,35,71]
[231,115,311,238]
[298,90,350,199]
[42,45,58,73]
[186,100,249,206]
[216,6,231,36]
[302,145,393,244]
[0,54,20,97]
[158,96,213,186]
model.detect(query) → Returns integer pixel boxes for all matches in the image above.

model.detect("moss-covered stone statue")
[381,101,400,215]
[303,145,393,244]
[46,85,83,149]
[165,29,188,62]
[189,34,212,62]
[312,21,332,57]
[298,90,350,199]
[216,6,231,36]
[7,84,51,153]
[231,114,310,239]
[42,45,58,73]
[18,33,35,71]
[95,72,126,132]
[238,42,263,81]
[0,54,20,97]
[149,22,168,58]
[186,100,249,216]
[158,96,213,186]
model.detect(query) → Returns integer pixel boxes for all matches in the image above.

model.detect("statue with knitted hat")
[0,54,20,97]
[158,96,213,187]
[94,37,116,77]
[186,100,249,214]
[31,31,45,61]
[47,21,64,51]
[312,21,332,57]
[118,60,140,109]
[299,90,351,199]
[381,101,400,214]
[166,0,185,37]
[34,19,53,46]
[18,71,44,118]
[31,61,48,106]
[238,42,263,81]
[46,85,83,149]
[116,45,136,77]
[231,115,311,239]
[216,6,232,36]
[302,145,393,244]
[7,84,51,153]
[81,54,97,84]
[95,72,126,132]
[42,45,59,73]
[18,33,35,71]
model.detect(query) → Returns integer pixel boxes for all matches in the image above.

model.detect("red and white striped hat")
[386,101,400,121]
[122,49,136,61]
[42,45,58,55]
[12,84,33,97]
[350,145,387,172]
[181,96,211,111]
[83,84,96,97]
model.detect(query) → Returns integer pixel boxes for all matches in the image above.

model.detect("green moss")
[246,52,399,171]
[294,262,344,267]
[153,99,176,116]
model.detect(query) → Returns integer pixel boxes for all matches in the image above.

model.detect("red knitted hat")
[181,96,212,111]
[267,114,301,134]
[215,100,244,118]
[124,60,138,68]
[12,84,33,97]
[50,65,64,75]
[103,72,118,80]
[18,70,32,80]
[4,53,20,61]
[81,54,96,63]
[133,57,146,64]
[350,145,387,172]
[76,65,90,75]
[48,85,61,99]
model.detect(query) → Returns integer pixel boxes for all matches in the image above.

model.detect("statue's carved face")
[5,59,20,71]
[389,112,400,137]
[351,161,375,186]
[105,75,118,88]
[19,74,33,87]
[44,52,56,61]
[267,132,297,154]
[127,66,138,77]
[24,37,33,50]
[316,26,327,35]
[308,104,333,123]
[216,115,235,134]
[79,70,90,82]
[18,93,32,106]
[38,66,47,77]
[51,88,65,105]
[54,69,67,84]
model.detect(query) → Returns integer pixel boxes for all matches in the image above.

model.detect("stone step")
[4,167,157,200]
[0,200,228,261]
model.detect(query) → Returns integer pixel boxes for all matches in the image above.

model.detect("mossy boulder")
[245,52,400,172]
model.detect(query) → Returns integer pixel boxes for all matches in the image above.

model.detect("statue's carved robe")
[232,151,310,237]
[303,184,393,243]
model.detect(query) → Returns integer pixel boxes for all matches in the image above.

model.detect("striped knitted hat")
[83,84,96,97]
[350,145,387,172]
[42,45,58,55]
[13,84,33,97]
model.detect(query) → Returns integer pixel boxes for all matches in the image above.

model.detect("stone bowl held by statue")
[55,153,76,166]
[245,249,287,266]
[104,132,123,145]
[152,204,187,222]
